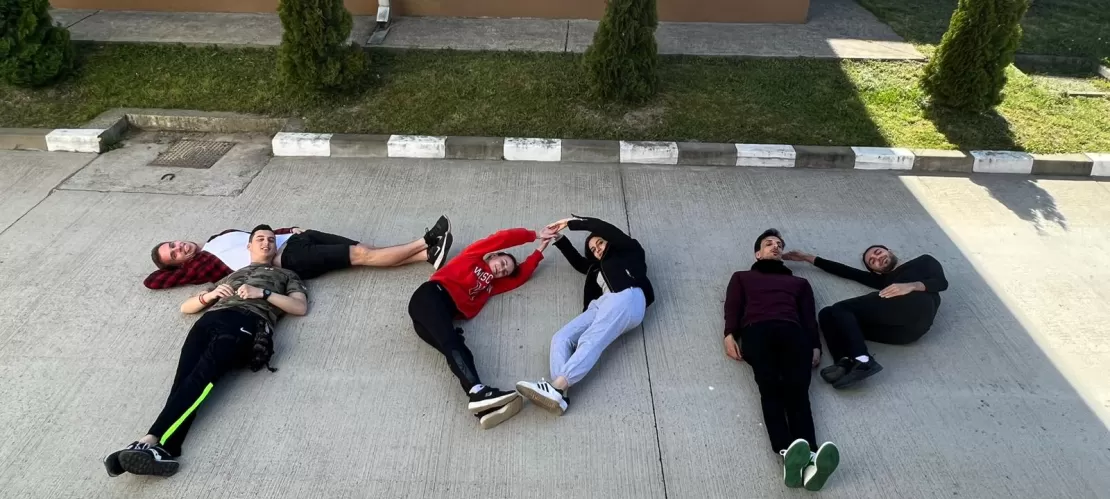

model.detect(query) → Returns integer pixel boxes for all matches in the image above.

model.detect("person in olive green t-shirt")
[103,225,308,478]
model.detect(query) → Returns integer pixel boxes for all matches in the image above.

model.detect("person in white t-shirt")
[143,216,452,289]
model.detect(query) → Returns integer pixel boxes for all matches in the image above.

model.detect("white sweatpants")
[550,287,647,386]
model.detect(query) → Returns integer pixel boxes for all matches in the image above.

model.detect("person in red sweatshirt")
[408,227,555,429]
[722,229,840,491]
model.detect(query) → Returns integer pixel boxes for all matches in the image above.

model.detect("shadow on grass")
[926,104,1066,232]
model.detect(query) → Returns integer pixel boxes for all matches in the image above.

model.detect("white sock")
[855,355,870,362]
[468,384,485,394]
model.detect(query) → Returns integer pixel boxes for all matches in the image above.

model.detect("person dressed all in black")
[723,229,840,491]
[784,245,948,389]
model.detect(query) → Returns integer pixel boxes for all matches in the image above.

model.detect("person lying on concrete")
[104,225,308,478]
[143,216,452,289]
[783,245,948,389]
[515,215,655,416]
[723,229,840,492]
[408,226,555,430]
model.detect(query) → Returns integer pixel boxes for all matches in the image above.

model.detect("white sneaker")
[515,379,568,415]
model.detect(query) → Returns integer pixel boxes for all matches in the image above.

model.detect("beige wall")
[51,0,810,23]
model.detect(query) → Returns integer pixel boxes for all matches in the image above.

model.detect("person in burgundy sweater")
[723,229,840,492]
[407,226,555,430]
[784,245,948,389]
[144,216,452,289]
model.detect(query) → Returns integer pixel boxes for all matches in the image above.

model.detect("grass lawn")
[1,44,1108,153]
[854,0,1110,59]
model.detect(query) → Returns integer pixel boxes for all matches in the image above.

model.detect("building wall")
[50,0,810,24]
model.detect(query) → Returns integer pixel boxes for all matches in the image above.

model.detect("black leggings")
[739,320,817,453]
[280,230,358,279]
[819,291,937,361]
[408,281,481,394]
[148,308,257,457]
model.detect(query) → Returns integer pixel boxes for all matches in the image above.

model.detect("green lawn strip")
[1,44,1108,153]
[854,0,1110,59]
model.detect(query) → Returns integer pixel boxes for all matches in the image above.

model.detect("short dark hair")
[862,244,892,272]
[249,224,274,240]
[754,229,784,252]
[150,242,173,270]
[495,252,520,277]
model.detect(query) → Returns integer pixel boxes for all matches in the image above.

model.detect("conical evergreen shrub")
[583,0,659,103]
[278,0,368,92]
[921,0,1030,111]
[0,0,74,87]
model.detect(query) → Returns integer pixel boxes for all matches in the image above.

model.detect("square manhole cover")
[149,140,235,169]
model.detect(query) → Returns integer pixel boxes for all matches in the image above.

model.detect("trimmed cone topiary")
[278,0,368,93]
[583,0,659,103]
[921,0,1030,111]
[0,0,75,87]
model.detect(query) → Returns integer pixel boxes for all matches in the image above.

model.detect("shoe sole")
[783,439,810,488]
[118,450,179,477]
[479,397,523,429]
[468,390,519,414]
[103,452,124,477]
[819,367,845,384]
[516,383,566,416]
[832,363,884,389]
[433,233,453,270]
[804,442,840,491]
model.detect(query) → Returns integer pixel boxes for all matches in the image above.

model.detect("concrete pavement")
[0,147,1108,498]
[51,0,923,59]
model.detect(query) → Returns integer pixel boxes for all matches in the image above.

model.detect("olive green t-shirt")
[207,264,307,327]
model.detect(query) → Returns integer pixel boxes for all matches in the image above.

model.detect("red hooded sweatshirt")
[430,228,544,320]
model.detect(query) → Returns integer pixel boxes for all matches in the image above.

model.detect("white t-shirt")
[203,231,293,271]
[597,272,610,294]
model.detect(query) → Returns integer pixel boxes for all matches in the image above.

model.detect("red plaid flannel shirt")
[143,227,296,290]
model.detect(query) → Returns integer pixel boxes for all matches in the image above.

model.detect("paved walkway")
[1,143,1108,498]
[51,0,923,59]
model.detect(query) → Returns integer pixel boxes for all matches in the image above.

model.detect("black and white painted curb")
[271,133,1110,177]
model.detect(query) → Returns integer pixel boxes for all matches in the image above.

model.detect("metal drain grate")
[149,140,235,169]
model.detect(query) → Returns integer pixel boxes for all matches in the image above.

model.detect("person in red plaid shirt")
[144,216,452,289]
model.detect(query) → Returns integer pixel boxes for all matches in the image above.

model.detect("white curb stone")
[388,135,446,159]
[620,141,679,165]
[272,132,332,157]
[970,150,1035,174]
[1088,153,1110,177]
[46,129,105,153]
[852,147,915,170]
[736,144,795,168]
[504,138,561,162]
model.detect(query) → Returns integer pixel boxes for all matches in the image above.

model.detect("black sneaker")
[832,357,884,389]
[423,215,450,246]
[467,386,520,414]
[118,443,179,477]
[103,441,145,477]
[820,357,854,384]
[427,232,453,270]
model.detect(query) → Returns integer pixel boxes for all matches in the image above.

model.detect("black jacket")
[553,216,655,311]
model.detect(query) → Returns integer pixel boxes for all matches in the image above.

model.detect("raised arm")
[553,235,591,274]
[491,250,545,295]
[813,257,885,289]
[460,228,538,258]
[565,216,635,250]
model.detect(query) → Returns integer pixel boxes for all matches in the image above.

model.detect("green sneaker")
[803,441,841,491]
[780,438,811,488]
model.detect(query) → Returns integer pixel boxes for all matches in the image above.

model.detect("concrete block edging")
[268,133,1110,178]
